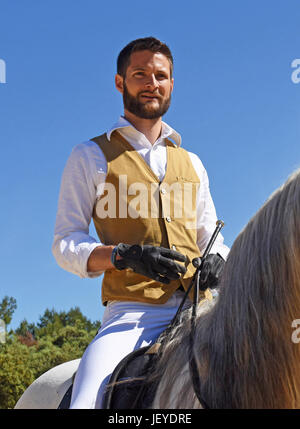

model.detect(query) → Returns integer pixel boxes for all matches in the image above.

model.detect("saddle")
[102,338,164,408]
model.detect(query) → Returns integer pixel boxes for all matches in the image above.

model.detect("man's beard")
[123,82,171,119]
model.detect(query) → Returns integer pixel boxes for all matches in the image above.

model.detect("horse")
[14,167,300,409]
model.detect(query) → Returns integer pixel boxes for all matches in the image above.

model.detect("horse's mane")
[152,168,300,409]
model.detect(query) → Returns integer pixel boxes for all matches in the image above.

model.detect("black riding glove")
[112,243,187,284]
[192,253,225,290]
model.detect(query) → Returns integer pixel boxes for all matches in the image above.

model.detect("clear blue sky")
[1,1,300,330]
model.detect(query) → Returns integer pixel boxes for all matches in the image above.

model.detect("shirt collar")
[106,115,181,147]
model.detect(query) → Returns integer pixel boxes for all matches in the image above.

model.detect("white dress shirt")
[52,116,230,278]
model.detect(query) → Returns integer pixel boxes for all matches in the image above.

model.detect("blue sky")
[1,0,300,330]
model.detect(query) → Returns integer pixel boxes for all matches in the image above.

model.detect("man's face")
[116,50,174,119]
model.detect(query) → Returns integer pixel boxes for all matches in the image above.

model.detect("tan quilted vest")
[91,130,203,305]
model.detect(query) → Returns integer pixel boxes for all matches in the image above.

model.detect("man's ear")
[115,74,124,94]
[170,77,174,93]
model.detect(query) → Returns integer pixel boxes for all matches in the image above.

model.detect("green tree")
[15,319,36,337]
[0,296,17,326]
[35,306,100,337]
[0,336,35,409]
[0,298,101,409]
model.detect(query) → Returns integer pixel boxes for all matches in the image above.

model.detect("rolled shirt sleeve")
[52,142,106,278]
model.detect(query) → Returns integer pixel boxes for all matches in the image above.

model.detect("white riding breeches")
[69,290,191,409]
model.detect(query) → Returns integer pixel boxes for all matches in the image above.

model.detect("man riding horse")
[52,36,230,409]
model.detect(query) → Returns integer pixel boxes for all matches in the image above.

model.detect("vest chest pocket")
[161,178,199,224]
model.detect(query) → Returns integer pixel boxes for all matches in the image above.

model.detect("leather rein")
[167,220,224,409]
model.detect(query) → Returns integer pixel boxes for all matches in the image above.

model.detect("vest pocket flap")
[175,176,199,183]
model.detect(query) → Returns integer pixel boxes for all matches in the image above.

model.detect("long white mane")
[152,168,300,409]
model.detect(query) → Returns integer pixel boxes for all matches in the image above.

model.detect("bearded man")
[52,37,230,409]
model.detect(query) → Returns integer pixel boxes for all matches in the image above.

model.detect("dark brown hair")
[117,37,174,78]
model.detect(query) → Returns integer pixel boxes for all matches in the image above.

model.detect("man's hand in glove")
[112,243,187,284]
[192,253,225,290]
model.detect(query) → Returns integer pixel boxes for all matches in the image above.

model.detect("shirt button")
[161,188,166,194]
[166,216,171,222]
[172,245,177,250]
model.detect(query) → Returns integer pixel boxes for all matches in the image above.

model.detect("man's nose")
[145,74,159,89]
